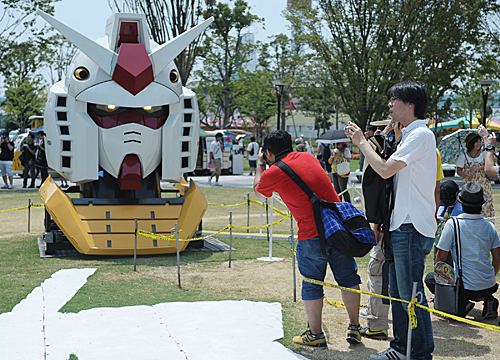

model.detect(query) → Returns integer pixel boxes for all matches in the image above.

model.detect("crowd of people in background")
[253,80,499,360]
[0,130,58,190]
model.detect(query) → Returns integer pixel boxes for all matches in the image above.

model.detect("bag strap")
[274,160,328,255]
[451,217,463,277]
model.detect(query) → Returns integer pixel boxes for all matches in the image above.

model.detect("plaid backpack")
[275,160,376,257]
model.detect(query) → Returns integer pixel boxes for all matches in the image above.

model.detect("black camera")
[493,130,500,139]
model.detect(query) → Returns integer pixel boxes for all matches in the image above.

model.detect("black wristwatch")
[485,144,495,152]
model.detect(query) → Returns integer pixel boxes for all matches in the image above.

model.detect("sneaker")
[22,185,26,188]
[8,185,13,189]
[215,182,222,187]
[370,347,407,360]
[208,176,212,186]
[346,323,362,344]
[482,296,499,319]
[292,329,327,348]
[248,173,253,176]
[359,308,368,318]
[361,327,388,340]
[1,185,8,189]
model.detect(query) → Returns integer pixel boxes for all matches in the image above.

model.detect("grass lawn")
[1,185,500,359]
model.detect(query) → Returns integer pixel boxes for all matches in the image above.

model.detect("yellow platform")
[39,176,208,255]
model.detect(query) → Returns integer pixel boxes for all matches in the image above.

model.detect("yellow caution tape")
[207,202,248,207]
[136,212,292,243]
[137,225,233,243]
[324,297,367,309]
[408,298,418,329]
[0,206,29,212]
[303,277,500,333]
[248,199,289,217]
[0,203,45,212]
[207,199,290,218]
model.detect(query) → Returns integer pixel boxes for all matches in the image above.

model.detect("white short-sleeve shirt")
[456,152,485,168]
[389,119,437,237]
[210,140,223,160]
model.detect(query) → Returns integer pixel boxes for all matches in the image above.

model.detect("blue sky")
[52,0,291,43]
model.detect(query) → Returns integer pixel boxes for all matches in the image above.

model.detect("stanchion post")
[27,199,31,233]
[229,212,232,268]
[265,198,269,243]
[134,218,138,271]
[246,193,250,233]
[406,282,418,359]
[269,196,274,259]
[289,212,296,302]
[175,223,181,289]
[259,199,264,234]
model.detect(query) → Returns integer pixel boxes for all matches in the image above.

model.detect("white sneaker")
[8,185,13,189]
[370,348,407,360]
[215,182,222,187]
[359,308,368,318]
[208,176,212,186]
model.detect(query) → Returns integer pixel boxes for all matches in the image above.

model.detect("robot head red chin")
[118,154,142,190]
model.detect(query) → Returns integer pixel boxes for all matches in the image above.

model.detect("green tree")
[108,0,207,85]
[260,33,309,131]
[233,69,276,141]
[196,0,262,128]
[287,0,495,132]
[46,34,76,84]
[2,75,45,131]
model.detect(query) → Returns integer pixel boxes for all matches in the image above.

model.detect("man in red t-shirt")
[253,130,362,348]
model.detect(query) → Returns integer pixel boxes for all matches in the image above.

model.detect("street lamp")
[479,79,495,127]
[272,80,285,131]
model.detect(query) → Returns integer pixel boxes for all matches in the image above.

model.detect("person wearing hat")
[456,132,494,218]
[424,180,463,296]
[436,180,462,218]
[433,181,500,319]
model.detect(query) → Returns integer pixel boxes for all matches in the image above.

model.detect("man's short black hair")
[462,204,482,214]
[38,130,45,136]
[27,133,34,139]
[2,131,8,137]
[215,132,223,139]
[250,136,255,142]
[387,80,428,119]
[366,125,377,133]
[263,130,293,161]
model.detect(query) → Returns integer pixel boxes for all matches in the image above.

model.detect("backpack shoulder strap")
[274,160,327,255]
[274,160,316,201]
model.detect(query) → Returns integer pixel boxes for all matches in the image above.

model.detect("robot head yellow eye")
[37,10,212,255]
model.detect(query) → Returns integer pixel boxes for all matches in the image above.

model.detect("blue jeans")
[389,223,434,359]
[296,237,361,301]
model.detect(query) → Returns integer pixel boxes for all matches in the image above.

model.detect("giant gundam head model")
[38,10,213,198]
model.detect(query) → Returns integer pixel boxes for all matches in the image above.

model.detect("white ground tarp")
[0,268,308,360]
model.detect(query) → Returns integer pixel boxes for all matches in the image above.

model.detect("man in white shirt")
[209,132,223,186]
[346,81,436,360]
[246,136,259,176]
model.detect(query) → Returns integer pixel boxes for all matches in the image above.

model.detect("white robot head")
[38,10,212,190]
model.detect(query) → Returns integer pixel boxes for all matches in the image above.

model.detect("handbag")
[275,160,376,257]
[336,160,350,176]
[434,217,466,316]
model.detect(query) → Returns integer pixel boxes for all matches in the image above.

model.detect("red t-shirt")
[256,152,340,240]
